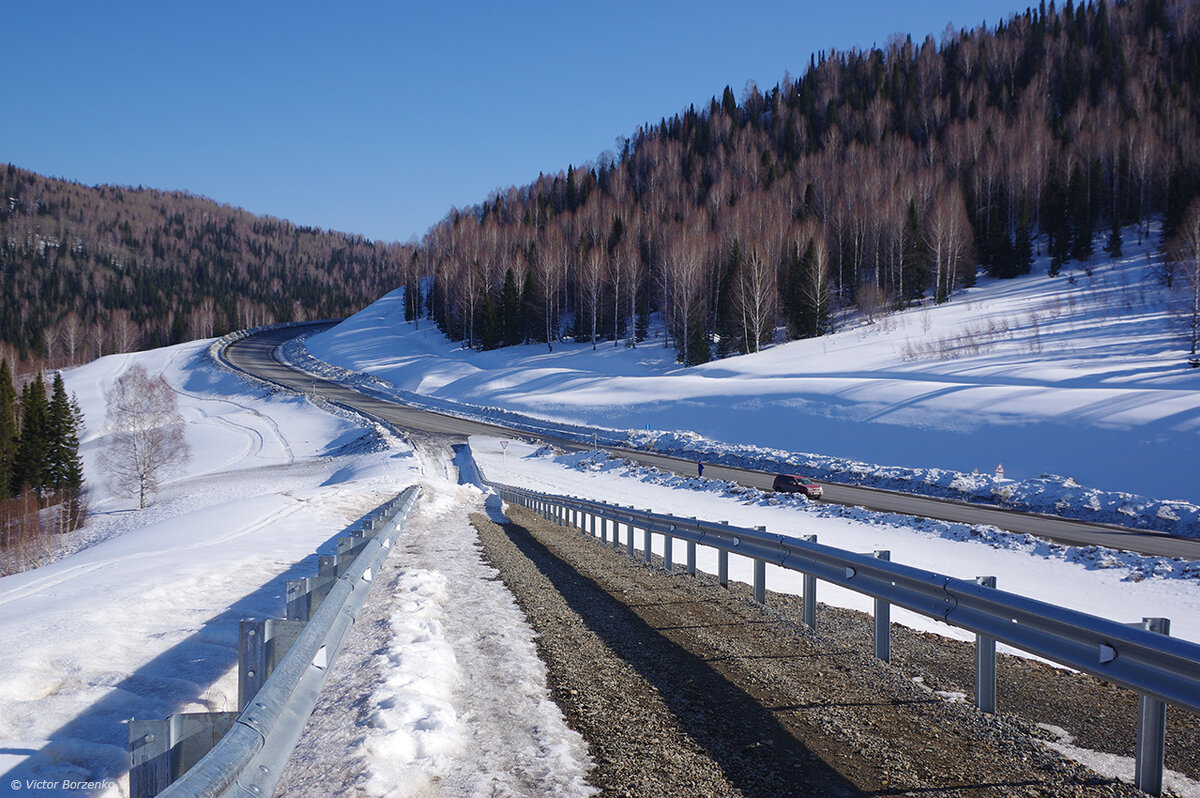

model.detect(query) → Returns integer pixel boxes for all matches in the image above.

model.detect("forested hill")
[1,165,412,370]
[416,0,1200,364]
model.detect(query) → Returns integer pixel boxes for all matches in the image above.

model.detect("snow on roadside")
[469,436,1200,650]
[279,454,595,797]
[0,341,421,796]
[550,447,1200,584]
[360,474,594,797]
[289,238,1200,536]
[1035,724,1200,798]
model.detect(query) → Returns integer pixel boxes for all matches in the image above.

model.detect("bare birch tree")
[734,248,776,353]
[98,364,190,509]
[924,186,973,303]
[1168,198,1200,364]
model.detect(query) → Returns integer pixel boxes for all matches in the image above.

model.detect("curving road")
[223,324,1200,560]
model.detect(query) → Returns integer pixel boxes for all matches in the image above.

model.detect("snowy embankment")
[0,341,593,797]
[277,446,593,797]
[468,434,1200,796]
[293,240,1200,537]
[471,436,1200,646]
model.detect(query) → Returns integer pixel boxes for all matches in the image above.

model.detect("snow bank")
[471,435,1200,649]
[283,289,1200,537]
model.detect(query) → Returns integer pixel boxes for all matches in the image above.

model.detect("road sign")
[995,462,1005,479]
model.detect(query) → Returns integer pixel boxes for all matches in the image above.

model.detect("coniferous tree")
[46,373,85,529]
[13,374,48,495]
[500,268,524,346]
[46,374,83,496]
[0,360,17,499]
[1105,213,1123,260]
[1068,163,1094,262]
[715,240,744,356]
[1014,199,1034,276]
[901,201,928,302]
[477,292,501,351]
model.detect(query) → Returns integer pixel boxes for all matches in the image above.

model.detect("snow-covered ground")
[301,235,1200,536]
[469,434,1200,796]
[471,436,1200,646]
[4,234,1200,796]
[0,342,592,797]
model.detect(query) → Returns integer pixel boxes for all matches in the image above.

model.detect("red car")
[772,473,823,498]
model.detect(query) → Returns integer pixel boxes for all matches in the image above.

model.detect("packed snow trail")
[276,438,594,797]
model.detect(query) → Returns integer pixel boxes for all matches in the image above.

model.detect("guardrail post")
[129,712,238,798]
[873,550,891,663]
[802,535,817,629]
[753,560,766,603]
[685,517,697,575]
[753,526,767,604]
[625,514,634,557]
[718,522,729,587]
[643,522,652,564]
[239,619,307,710]
[975,576,997,714]
[663,531,674,571]
[1135,617,1170,796]
[286,578,310,621]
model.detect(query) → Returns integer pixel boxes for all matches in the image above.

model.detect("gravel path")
[470,503,1168,797]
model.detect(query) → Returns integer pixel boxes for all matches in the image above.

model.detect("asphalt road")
[223,324,1200,561]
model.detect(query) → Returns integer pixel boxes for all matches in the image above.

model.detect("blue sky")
[3,1,1028,243]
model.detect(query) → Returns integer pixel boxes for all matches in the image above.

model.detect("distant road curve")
[223,324,1200,561]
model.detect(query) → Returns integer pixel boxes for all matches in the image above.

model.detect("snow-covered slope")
[4,234,1195,792]
[0,341,423,794]
[304,234,1200,531]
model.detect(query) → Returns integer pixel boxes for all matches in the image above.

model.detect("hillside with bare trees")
[1,165,412,371]
[415,0,1200,365]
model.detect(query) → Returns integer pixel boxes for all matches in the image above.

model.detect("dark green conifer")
[500,268,524,347]
[47,374,83,496]
[0,360,17,499]
[13,373,48,495]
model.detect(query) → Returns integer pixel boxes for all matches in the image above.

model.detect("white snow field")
[0,342,592,797]
[303,236,1200,533]
[3,234,1199,796]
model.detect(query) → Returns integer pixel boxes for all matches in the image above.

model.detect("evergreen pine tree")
[634,285,650,344]
[47,374,83,495]
[1014,198,1034,275]
[1068,163,1094,262]
[715,240,743,356]
[1162,164,1189,243]
[47,374,85,529]
[13,373,48,495]
[477,292,501,351]
[500,268,524,346]
[783,241,809,338]
[1105,213,1123,260]
[901,200,928,301]
[0,360,16,499]
[682,306,711,366]
[521,275,546,344]
[1044,176,1070,275]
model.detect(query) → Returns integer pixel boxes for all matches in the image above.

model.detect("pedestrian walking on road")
[697,461,704,477]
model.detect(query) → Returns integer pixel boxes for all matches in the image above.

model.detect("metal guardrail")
[130,485,420,798]
[488,479,1200,796]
